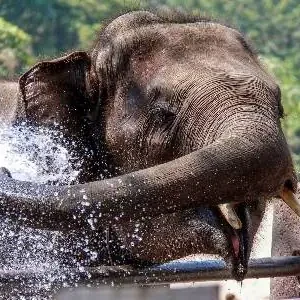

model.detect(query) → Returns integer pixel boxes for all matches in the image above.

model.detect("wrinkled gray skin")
[0,10,297,282]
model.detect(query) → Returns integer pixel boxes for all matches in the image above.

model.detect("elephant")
[0,10,299,284]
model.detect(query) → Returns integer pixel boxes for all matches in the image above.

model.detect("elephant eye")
[149,102,177,124]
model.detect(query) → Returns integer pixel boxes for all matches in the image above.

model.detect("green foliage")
[61,0,145,48]
[0,17,34,77]
[0,18,31,49]
[0,0,144,56]
[0,0,79,56]
[0,0,145,71]
[264,55,300,173]
[163,0,300,59]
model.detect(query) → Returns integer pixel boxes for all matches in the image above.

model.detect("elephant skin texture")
[0,10,298,285]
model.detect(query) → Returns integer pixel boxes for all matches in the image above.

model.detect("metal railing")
[1,256,300,286]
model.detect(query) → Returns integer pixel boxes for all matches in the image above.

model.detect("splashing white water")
[0,124,85,299]
[0,124,81,184]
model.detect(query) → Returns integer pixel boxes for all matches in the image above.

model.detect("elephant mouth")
[222,204,251,281]
[228,226,248,280]
[191,204,253,281]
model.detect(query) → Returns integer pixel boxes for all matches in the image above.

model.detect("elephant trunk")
[0,113,295,231]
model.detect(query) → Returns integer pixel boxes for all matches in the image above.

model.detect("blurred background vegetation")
[0,0,299,171]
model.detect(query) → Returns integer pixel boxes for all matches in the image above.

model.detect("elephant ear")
[17,51,99,134]
[16,51,104,183]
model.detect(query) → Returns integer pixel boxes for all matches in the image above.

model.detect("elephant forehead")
[112,27,271,87]
[96,22,256,81]
[113,22,246,53]
[131,58,278,102]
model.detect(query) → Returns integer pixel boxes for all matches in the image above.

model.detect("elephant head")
[0,10,299,280]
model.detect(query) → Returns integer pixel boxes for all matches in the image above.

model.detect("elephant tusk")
[280,187,300,217]
[218,203,242,230]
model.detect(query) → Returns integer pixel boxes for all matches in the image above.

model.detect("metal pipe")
[93,256,300,285]
[1,256,300,286]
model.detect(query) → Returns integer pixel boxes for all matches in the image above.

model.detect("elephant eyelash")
[147,87,179,125]
[149,103,177,124]
[148,86,162,102]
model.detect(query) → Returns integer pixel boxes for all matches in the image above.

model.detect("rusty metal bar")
[1,256,300,286]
